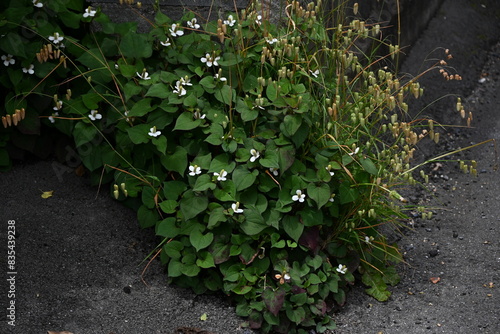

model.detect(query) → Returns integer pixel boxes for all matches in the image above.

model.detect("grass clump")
[0,0,476,332]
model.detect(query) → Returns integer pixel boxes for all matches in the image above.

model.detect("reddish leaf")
[262,287,286,316]
[430,277,441,284]
[298,226,321,253]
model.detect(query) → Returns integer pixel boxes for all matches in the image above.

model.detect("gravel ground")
[1,0,500,333]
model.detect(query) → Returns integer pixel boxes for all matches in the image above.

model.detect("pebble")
[429,249,439,257]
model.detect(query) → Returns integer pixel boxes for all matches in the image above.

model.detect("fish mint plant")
[0,0,484,332]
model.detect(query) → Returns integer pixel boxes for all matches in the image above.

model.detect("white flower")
[1,54,15,67]
[364,236,374,245]
[22,64,35,74]
[173,81,186,96]
[169,23,184,37]
[193,110,205,119]
[124,110,129,122]
[48,112,58,123]
[114,63,119,69]
[231,202,243,214]
[214,169,227,181]
[48,32,64,44]
[250,149,260,162]
[187,18,200,29]
[160,38,171,47]
[329,195,335,203]
[309,69,320,78]
[292,189,306,203]
[83,6,96,18]
[266,37,278,44]
[148,126,161,137]
[214,73,227,82]
[224,15,236,27]
[136,71,151,80]
[269,167,278,176]
[200,53,220,67]
[179,76,192,86]
[53,100,63,111]
[348,147,360,156]
[336,264,347,274]
[188,164,201,176]
[88,109,102,121]
[325,165,335,176]
[33,0,43,8]
[255,15,262,25]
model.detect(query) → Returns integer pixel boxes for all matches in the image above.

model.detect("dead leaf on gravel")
[47,331,74,334]
[483,282,494,288]
[41,190,54,199]
[430,277,441,284]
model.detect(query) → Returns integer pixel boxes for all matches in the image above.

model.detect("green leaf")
[209,153,236,173]
[123,82,143,101]
[193,174,216,192]
[362,270,391,301]
[266,82,278,101]
[73,122,98,148]
[160,146,187,175]
[183,92,198,108]
[306,183,330,209]
[127,124,151,144]
[152,135,167,155]
[213,180,236,202]
[156,217,180,238]
[208,206,226,229]
[283,114,302,136]
[286,306,306,325]
[163,181,187,200]
[232,167,258,191]
[361,157,379,175]
[339,182,358,204]
[137,205,159,228]
[233,285,253,295]
[283,215,303,242]
[164,240,184,259]
[278,145,296,173]
[168,259,183,277]
[190,229,214,252]
[180,196,208,220]
[141,186,156,209]
[0,32,27,58]
[173,112,202,131]
[215,85,233,105]
[146,83,171,99]
[120,33,152,59]
[259,149,279,169]
[196,251,216,268]
[181,263,201,277]
[241,206,267,236]
[159,200,178,214]
[200,76,216,89]
[82,93,103,110]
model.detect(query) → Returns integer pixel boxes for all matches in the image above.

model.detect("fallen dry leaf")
[41,190,54,199]
[430,277,441,284]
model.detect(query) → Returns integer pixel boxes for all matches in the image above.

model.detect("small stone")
[429,249,439,257]
[426,228,432,232]
[453,231,459,238]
